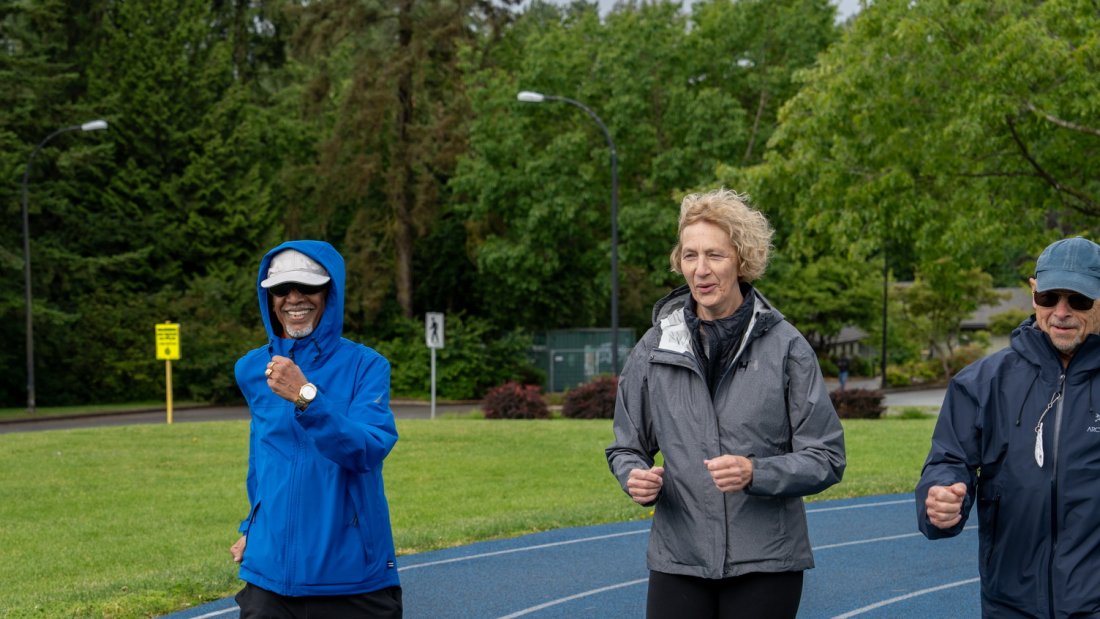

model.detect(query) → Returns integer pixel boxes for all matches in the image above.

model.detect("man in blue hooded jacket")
[229,240,402,618]
[916,236,1100,618]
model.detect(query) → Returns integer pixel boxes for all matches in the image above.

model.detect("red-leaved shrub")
[562,376,619,419]
[829,388,885,419]
[481,382,549,419]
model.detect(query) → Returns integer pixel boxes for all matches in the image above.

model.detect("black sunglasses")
[1033,291,1095,311]
[269,282,328,298]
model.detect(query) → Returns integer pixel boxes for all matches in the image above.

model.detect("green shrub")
[481,382,549,419]
[887,358,944,386]
[561,376,618,419]
[947,344,985,375]
[895,406,935,419]
[370,315,542,400]
[829,388,885,419]
[988,308,1030,336]
[958,330,991,350]
[885,365,911,387]
[850,356,875,377]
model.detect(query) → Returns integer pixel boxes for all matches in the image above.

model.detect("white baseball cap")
[261,249,331,288]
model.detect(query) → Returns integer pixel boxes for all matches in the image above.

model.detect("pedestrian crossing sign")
[425,313,444,349]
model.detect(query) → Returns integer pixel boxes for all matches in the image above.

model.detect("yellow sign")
[155,323,180,360]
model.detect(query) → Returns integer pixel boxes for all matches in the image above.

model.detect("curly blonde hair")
[669,188,773,282]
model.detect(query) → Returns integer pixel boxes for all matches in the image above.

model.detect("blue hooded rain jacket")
[234,240,400,597]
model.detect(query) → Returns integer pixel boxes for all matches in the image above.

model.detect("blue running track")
[164,493,979,618]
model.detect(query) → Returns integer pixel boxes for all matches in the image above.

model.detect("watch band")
[295,383,317,409]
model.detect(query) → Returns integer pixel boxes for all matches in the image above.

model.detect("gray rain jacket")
[606,285,846,579]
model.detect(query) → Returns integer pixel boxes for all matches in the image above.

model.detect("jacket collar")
[1011,316,1100,376]
[654,285,783,356]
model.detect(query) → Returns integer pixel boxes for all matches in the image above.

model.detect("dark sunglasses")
[269,282,328,298]
[1033,290,1095,311]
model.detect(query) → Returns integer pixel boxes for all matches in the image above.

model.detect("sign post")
[425,312,444,419]
[155,322,181,424]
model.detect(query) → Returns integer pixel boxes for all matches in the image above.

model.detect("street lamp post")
[881,251,888,389]
[21,119,109,412]
[516,91,621,375]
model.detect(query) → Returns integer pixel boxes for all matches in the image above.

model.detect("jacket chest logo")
[1086,412,1100,433]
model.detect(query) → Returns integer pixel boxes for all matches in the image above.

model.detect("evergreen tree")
[283,0,520,329]
[1,0,301,406]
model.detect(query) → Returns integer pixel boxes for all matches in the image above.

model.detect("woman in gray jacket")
[606,188,846,618]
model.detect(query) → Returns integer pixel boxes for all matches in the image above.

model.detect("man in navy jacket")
[230,240,402,618]
[917,237,1100,618]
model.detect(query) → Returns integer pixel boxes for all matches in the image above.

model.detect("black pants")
[646,570,803,619]
[235,582,402,619]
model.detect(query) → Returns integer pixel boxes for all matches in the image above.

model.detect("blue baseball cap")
[1035,237,1100,300]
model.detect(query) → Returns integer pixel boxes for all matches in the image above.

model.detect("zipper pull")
[1034,421,1044,467]
[1033,377,1064,468]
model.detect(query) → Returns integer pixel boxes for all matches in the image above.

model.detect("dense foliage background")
[3,0,1097,407]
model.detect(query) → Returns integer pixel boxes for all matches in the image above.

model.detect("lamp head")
[516,91,546,103]
[81,120,108,132]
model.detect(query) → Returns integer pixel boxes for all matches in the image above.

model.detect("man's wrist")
[294,383,318,409]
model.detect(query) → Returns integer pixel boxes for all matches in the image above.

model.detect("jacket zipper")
[285,395,305,592]
[1047,372,1065,619]
[714,320,759,577]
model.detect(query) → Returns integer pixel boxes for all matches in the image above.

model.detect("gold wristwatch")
[295,383,318,410]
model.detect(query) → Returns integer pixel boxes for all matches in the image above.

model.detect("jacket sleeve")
[606,340,659,503]
[915,375,980,539]
[234,357,259,533]
[747,336,846,498]
[293,350,399,473]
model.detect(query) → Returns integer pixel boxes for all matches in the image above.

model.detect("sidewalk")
[824,376,948,410]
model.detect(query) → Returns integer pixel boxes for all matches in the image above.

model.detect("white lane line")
[487,511,976,618]
[187,607,237,619]
[814,532,923,550]
[814,525,975,551]
[495,578,648,619]
[401,498,909,572]
[831,577,981,618]
[807,499,912,513]
[398,529,647,571]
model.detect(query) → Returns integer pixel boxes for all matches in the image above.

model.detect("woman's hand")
[704,455,753,492]
[627,466,665,504]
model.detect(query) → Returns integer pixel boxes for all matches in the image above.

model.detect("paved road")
[0,382,946,435]
[0,401,481,434]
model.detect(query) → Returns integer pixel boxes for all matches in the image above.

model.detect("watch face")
[301,384,317,400]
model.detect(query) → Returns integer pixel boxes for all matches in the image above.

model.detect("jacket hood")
[256,240,345,359]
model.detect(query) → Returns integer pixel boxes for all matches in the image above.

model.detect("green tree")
[0,0,299,406]
[723,0,1100,367]
[732,0,1100,301]
[453,0,838,332]
[1,0,120,405]
[758,252,881,353]
[896,264,1006,377]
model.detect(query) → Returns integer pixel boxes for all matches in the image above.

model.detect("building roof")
[961,287,1033,329]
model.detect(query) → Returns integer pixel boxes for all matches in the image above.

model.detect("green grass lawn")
[0,416,936,618]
